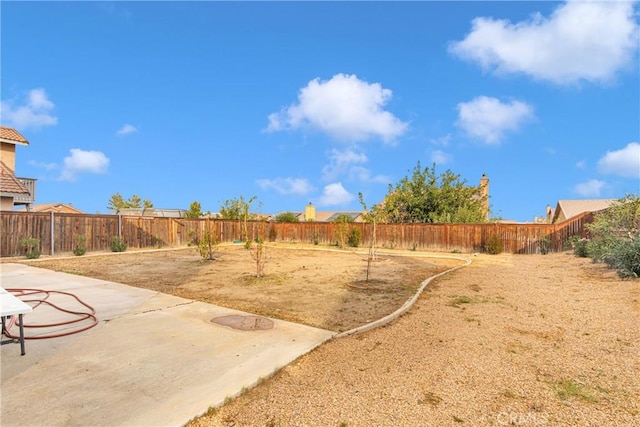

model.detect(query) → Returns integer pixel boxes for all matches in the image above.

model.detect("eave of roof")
[0,126,29,146]
[0,160,30,195]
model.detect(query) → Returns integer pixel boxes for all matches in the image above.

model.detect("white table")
[1,288,32,355]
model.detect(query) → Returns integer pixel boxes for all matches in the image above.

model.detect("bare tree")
[359,192,388,281]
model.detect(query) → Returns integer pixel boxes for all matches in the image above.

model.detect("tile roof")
[0,161,30,195]
[0,126,29,145]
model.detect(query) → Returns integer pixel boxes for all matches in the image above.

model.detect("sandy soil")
[188,251,639,427]
[20,244,462,332]
[13,245,640,426]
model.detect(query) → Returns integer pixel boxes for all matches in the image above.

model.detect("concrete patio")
[0,263,334,427]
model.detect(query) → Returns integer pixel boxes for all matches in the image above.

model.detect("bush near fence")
[0,211,593,257]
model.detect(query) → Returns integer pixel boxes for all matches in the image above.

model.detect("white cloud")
[575,160,586,169]
[431,149,452,165]
[574,179,606,197]
[597,142,640,179]
[27,160,58,171]
[117,124,138,135]
[449,1,638,85]
[60,149,110,181]
[0,88,58,130]
[456,96,534,144]
[256,177,314,195]
[265,73,408,143]
[318,182,354,206]
[322,148,368,180]
[347,166,390,184]
[430,134,451,147]
[321,148,388,183]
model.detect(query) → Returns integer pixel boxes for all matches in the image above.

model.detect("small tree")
[332,214,354,249]
[358,192,388,281]
[110,236,127,252]
[185,201,203,219]
[219,195,258,242]
[246,221,268,277]
[73,235,87,256]
[274,212,300,222]
[485,234,503,255]
[108,193,153,212]
[198,220,219,261]
[20,237,40,259]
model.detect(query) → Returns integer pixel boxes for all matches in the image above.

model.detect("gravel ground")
[190,252,639,427]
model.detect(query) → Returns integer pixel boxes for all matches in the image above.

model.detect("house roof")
[552,199,617,223]
[16,203,84,214]
[117,208,187,218]
[0,126,29,146]
[324,212,362,222]
[270,210,365,222]
[0,160,30,195]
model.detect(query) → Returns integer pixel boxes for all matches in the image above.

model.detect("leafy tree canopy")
[218,195,258,220]
[274,212,300,222]
[185,201,203,219]
[587,194,640,238]
[358,192,388,224]
[383,162,486,223]
[332,213,356,223]
[108,193,153,212]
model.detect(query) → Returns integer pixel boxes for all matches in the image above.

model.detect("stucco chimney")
[304,202,316,222]
[480,174,489,220]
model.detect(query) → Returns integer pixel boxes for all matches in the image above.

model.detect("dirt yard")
[185,251,637,427]
[20,243,462,332]
[12,245,639,426]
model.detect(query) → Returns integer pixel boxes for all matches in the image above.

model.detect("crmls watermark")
[497,411,548,426]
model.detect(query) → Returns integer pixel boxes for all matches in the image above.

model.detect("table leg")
[19,314,25,356]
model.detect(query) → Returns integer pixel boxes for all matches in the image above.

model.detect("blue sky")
[2,1,639,222]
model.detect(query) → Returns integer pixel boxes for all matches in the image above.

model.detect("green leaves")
[383,162,486,223]
[107,192,153,211]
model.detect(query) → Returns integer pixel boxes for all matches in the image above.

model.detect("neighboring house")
[16,203,84,214]
[272,204,365,222]
[548,199,617,224]
[0,126,36,211]
[117,208,187,218]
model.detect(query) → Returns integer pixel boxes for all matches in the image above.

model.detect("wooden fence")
[0,211,593,258]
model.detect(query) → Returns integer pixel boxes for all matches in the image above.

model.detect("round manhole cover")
[211,315,274,331]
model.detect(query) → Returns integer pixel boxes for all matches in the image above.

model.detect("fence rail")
[0,211,593,258]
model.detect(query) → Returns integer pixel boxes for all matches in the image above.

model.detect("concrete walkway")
[0,263,334,427]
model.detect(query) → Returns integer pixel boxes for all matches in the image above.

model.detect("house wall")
[1,196,15,211]
[0,143,17,171]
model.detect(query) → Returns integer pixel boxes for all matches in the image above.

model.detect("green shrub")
[199,229,219,260]
[268,226,277,242]
[110,236,127,252]
[539,235,551,255]
[485,234,503,255]
[73,234,87,256]
[274,212,299,222]
[586,236,616,262]
[573,238,589,257]
[311,232,320,246]
[20,237,41,259]
[602,237,640,278]
[347,227,362,247]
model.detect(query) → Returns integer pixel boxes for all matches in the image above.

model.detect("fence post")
[118,214,122,238]
[50,211,55,256]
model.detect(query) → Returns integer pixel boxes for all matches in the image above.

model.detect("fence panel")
[0,211,596,257]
